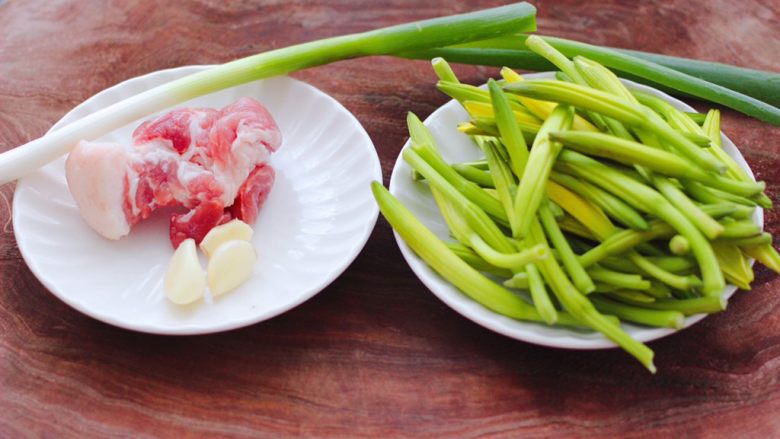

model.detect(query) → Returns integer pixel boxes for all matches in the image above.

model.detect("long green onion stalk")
[0,3,537,184]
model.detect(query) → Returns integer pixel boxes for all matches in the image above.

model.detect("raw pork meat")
[66,97,282,247]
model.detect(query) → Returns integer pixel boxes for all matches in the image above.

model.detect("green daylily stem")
[528,220,656,372]
[669,235,691,256]
[479,137,517,236]
[431,57,460,83]
[404,147,511,252]
[587,266,651,291]
[629,252,702,291]
[446,242,513,277]
[524,263,558,325]
[607,290,658,303]
[624,295,728,315]
[556,150,724,295]
[548,131,764,197]
[539,202,595,294]
[653,177,724,240]
[469,236,549,270]
[525,36,611,132]
[487,79,529,178]
[504,80,726,173]
[716,233,773,247]
[591,297,684,329]
[512,105,574,238]
[452,164,495,188]
[551,171,648,231]
[371,181,566,323]
[718,220,762,239]
[410,142,507,221]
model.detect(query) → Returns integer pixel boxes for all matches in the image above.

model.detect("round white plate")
[13,66,381,335]
[389,72,762,349]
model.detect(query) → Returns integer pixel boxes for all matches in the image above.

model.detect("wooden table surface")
[1,0,780,437]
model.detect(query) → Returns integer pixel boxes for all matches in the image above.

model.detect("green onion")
[0,3,539,184]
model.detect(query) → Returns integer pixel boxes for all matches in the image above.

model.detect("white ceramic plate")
[13,66,381,335]
[389,72,762,349]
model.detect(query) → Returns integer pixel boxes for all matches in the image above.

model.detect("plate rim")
[13,65,382,335]
[388,71,762,350]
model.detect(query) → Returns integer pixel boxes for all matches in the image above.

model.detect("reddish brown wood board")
[1,1,779,437]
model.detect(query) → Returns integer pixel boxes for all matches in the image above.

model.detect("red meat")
[65,97,282,247]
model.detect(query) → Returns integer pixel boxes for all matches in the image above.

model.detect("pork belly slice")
[65,97,282,247]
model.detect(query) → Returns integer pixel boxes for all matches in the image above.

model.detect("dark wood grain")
[1,0,780,437]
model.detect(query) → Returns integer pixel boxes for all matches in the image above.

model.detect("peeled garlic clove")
[208,240,257,297]
[164,238,206,305]
[199,219,254,258]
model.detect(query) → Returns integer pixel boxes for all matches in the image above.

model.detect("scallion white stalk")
[0,3,537,184]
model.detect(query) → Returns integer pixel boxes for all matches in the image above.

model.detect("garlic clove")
[207,240,257,297]
[199,219,254,258]
[164,238,206,305]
